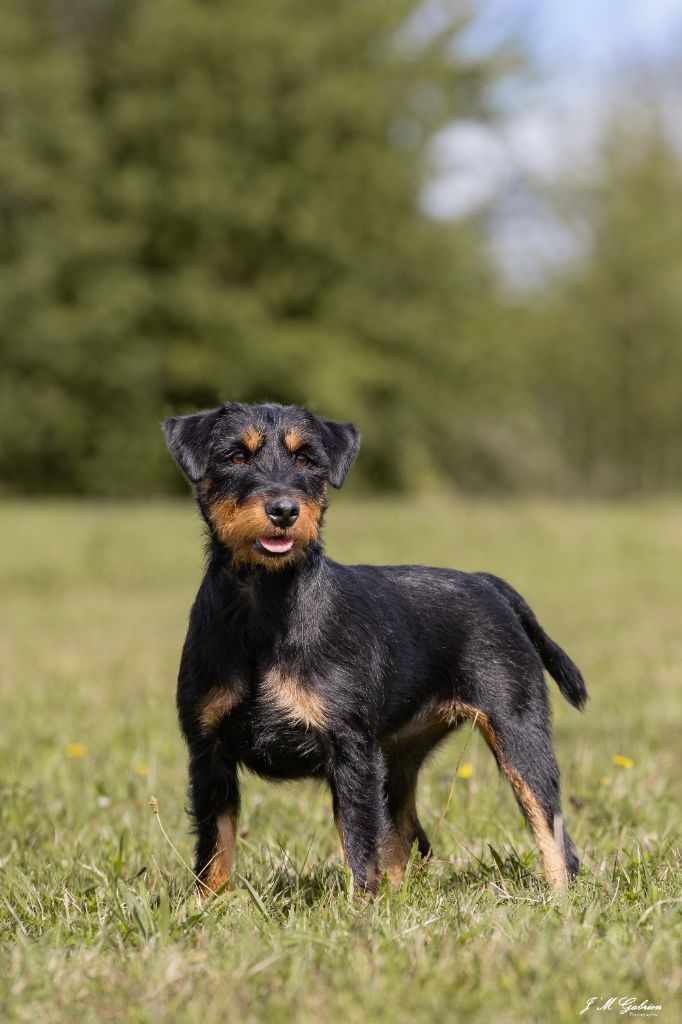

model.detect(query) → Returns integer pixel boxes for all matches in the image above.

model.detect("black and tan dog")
[163,401,587,897]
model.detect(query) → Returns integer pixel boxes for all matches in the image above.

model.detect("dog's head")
[163,402,360,570]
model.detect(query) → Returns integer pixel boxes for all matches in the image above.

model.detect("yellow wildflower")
[457,762,474,780]
[134,762,149,777]
[612,755,634,769]
[65,743,87,759]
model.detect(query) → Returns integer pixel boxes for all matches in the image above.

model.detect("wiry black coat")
[164,401,587,896]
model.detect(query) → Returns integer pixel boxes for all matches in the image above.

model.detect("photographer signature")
[580,997,662,1017]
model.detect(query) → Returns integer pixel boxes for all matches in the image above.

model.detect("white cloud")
[421,120,510,218]
[418,0,682,285]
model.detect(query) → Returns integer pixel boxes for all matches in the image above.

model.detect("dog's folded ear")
[162,407,223,483]
[317,417,361,488]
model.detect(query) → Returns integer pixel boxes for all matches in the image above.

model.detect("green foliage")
[527,111,682,494]
[2,3,681,496]
[1,499,681,1021]
[0,0,500,494]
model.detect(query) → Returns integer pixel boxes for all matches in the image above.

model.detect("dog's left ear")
[316,417,361,488]
[162,406,223,484]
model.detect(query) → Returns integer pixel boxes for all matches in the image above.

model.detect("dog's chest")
[212,666,329,779]
[255,667,329,732]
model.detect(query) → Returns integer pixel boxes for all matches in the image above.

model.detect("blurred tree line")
[527,109,682,495]
[1,0,681,496]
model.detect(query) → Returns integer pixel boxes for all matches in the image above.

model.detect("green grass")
[1,497,680,1023]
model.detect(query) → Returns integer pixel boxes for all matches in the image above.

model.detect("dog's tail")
[475,572,588,710]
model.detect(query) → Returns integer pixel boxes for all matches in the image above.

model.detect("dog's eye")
[229,451,247,466]
[294,452,309,467]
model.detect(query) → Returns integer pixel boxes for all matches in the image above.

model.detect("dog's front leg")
[187,740,240,900]
[330,734,386,897]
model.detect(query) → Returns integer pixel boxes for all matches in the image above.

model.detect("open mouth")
[256,536,295,555]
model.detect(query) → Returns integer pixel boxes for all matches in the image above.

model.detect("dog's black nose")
[265,497,300,528]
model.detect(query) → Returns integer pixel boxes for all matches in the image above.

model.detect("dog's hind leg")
[497,723,579,889]
[380,751,433,886]
[460,701,579,889]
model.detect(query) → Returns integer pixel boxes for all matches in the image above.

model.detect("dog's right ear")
[162,407,223,484]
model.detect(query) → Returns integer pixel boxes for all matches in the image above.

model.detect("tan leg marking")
[198,681,247,734]
[439,700,568,890]
[381,830,411,886]
[381,787,418,886]
[262,669,328,730]
[505,767,568,889]
[199,811,237,899]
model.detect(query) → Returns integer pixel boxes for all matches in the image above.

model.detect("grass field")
[1,497,680,1023]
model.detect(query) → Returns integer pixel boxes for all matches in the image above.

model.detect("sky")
[421,0,682,285]
[464,0,682,76]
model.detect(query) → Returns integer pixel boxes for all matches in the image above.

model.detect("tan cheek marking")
[262,669,328,730]
[206,495,238,542]
[207,496,269,549]
[294,496,324,545]
[199,811,237,899]
[283,428,304,452]
[242,426,265,453]
[198,681,247,735]
[438,701,568,890]
[206,495,321,571]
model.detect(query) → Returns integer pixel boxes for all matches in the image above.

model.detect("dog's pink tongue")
[259,537,294,553]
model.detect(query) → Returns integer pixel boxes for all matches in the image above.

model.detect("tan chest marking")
[261,669,328,731]
[198,681,247,734]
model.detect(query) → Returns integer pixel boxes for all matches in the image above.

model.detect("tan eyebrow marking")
[282,428,304,453]
[241,426,265,453]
